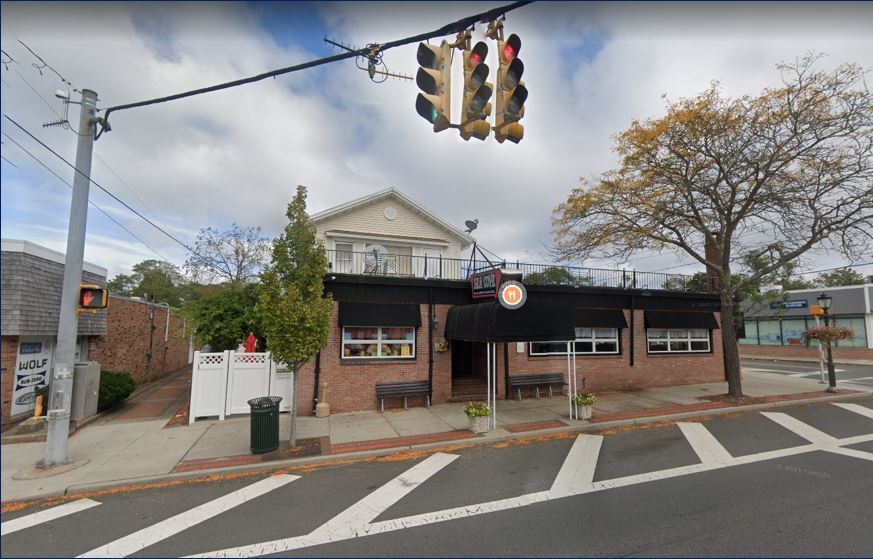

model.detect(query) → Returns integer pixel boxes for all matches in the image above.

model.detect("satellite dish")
[465,219,479,233]
[364,245,390,274]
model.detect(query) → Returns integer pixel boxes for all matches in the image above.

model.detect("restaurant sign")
[470,268,502,299]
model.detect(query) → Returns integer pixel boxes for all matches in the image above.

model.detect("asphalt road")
[2,397,872,558]
[742,357,873,388]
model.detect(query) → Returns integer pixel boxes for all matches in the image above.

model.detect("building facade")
[739,284,873,361]
[283,190,726,416]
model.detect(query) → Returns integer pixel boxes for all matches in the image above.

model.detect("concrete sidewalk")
[2,370,871,504]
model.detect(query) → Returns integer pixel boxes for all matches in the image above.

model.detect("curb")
[15,389,861,503]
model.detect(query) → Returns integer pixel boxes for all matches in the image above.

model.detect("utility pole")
[43,89,98,468]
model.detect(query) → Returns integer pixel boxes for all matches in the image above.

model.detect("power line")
[3,113,201,259]
[17,39,81,95]
[2,131,168,261]
[101,1,533,127]
[1,153,19,168]
[796,262,873,276]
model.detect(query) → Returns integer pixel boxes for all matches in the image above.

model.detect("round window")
[384,207,397,220]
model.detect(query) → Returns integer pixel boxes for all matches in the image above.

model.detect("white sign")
[12,338,53,417]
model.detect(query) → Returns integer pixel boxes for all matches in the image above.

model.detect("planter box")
[468,415,491,434]
[580,404,593,420]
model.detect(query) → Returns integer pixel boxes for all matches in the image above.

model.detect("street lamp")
[817,292,837,392]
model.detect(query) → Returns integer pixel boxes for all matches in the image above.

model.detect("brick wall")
[88,296,190,385]
[740,344,873,361]
[293,305,726,415]
[1,335,18,426]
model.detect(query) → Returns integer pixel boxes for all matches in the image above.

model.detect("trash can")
[248,396,282,453]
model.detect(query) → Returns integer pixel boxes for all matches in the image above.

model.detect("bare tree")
[553,55,873,398]
[185,224,271,285]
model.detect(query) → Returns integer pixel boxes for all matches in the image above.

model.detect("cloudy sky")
[2,1,872,280]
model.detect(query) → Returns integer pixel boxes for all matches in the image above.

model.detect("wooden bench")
[376,381,431,412]
[508,373,565,400]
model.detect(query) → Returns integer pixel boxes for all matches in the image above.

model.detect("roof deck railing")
[325,249,705,293]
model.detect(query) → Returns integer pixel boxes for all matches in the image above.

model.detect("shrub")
[572,393,597,406]
[98,371,136,411]
[803,325,853,346]
[463,401,491,417]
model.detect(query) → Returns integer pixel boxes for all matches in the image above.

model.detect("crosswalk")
[3,402,873,558]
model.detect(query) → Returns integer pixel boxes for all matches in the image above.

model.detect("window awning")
[338,302,421,327]
[572,308,628,329]
[645,310,719,329]
[445,300,576,342]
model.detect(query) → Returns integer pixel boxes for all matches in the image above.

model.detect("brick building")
[1,240,191,427]
[282,190,725,416]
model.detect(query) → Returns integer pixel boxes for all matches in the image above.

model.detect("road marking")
[678,422,733,465]
[1,499,100,536]
[78,474,298,558]
[191,452,458,558]
[826,447,873,462]
[190,416,873,558]
[832,402,873,420]
[760,412,837,445]
[549,435,603,497]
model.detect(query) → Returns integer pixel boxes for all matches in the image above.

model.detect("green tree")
[183,283,263,351]
[661,271,709,292]
[258,186,333,445]
[553,56,873,398]
[106,260,191,306]
[525,267,576,286]
[816,267,866,287]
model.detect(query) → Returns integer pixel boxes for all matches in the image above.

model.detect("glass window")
[757,320,782,346]
[334,242,354,273]
[738,320,759,345]
[530,327,620,356]
[342,327,415,359]
[781,319,807,346]
[835,317,867,348]
[648,328,711,353]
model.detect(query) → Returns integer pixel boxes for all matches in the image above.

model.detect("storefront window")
[529,327,620,356]
[647,328,710,353]
[342,327,415,359]
[834,317,867,348]
[738,320,759,345]
[757,319,782,345]
[780,319,807,346]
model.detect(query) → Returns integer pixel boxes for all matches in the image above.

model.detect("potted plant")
[571,393,597,420]
[464,401,492,433]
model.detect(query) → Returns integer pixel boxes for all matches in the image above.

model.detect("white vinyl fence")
[189,351,294,424]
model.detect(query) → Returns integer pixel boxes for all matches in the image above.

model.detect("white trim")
[530,327,620,356]
[647,328,711,353]
[309,188,475,247]
[781,283,872,295]
[1,239,107,276]
[324,231,451,247]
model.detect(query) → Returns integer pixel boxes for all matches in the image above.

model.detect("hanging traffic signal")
[415,41,451,133]
[79,285,108,311]
[495,33,528,144]
[460,41,493,141]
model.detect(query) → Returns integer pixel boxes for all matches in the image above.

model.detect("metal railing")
[325,250,704,292]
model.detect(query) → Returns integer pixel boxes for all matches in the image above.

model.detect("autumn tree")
[553,55,873,398]
[258,186,332,445]
[185,224,271,285]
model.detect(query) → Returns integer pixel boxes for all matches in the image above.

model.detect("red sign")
[470,269,502,299]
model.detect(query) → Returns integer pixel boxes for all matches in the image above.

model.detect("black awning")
[338,302,421,327]
[572,308,628,329]
[645,310,719,329]
[445,300,576,342]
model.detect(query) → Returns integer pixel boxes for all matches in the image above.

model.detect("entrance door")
[451,341,487,397]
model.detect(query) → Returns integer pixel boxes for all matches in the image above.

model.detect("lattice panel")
[235,353,267,365]
[199,354,226,366]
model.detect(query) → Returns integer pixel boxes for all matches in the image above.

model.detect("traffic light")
[79,285,108,311]
[460,41,493,141]
[415,40,451,133]
[495,33,528,144]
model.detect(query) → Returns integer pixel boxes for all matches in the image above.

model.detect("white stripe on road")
[825,447,873,462]
[190,452,458,558]
[549,435,603,497]
[760,412,837,445]
[78,474,298,558]
[1,499,100,536]
[832,402,873,420]
[678,422,733,466]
